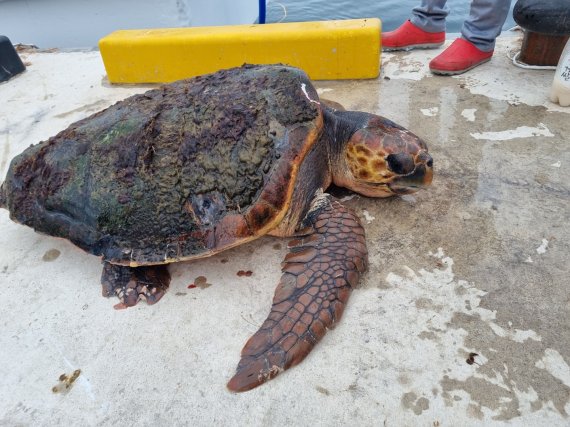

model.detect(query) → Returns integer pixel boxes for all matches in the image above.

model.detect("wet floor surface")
[332,79,570,420]
[1,38,569,425]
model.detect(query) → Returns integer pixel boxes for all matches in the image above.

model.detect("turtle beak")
[388,150,433,193]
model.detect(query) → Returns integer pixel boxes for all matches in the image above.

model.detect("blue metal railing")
[259,0,266,24]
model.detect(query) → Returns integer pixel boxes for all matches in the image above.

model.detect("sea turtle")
[0,64,432,392]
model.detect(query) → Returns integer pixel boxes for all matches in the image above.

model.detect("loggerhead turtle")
[0,64,432,392]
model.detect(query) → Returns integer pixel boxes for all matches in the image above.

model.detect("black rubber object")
[0,36,26,83]
[513,0,570,35]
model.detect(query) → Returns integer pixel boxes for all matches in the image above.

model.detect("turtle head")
[333,114,433,197]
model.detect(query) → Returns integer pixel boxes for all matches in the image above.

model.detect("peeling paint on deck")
[1,37,569,426]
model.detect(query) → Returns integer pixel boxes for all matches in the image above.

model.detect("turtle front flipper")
[227,198,368,392]
[101,263,171,309]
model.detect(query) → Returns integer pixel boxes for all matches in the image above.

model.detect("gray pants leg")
[410,0,512,51]
[461,0,512,52]
[410,0,449,33]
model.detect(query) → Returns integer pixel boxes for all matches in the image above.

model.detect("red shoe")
[429,38,493,75]
[382,20,445,51]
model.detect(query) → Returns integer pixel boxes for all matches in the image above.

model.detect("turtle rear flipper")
[227,198,368,392]
[101,263,171,309]
[0,181,6,209]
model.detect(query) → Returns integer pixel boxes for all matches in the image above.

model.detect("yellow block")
[99,19,381,83]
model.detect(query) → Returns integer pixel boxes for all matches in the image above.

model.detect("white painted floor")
[1,35,569,425]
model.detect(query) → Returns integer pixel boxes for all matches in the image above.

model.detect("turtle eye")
[386,153,415,175]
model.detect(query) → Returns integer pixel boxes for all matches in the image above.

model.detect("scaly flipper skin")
[101,264,171,309]
[227,199,368,392]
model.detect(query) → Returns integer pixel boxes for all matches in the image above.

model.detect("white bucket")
[550,38,570,107]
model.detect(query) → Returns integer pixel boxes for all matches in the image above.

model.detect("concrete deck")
[1,34,569,426]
